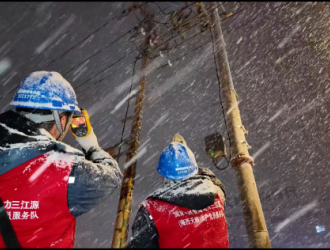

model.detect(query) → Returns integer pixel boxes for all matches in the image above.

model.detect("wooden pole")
[111,4,153,247]
[111,55,148,248]
[207,2,271,248]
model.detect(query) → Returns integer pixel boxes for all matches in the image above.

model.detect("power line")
[45,1,172,75]
[71,2,223,88]
[82,28,203,87]
[4,2,245,100]
[45,21,113,68]
[73,19,202,87]
[210,25,231,171]
[62,23,145,76]
[155,36,210,71]
[59,3,217,81]
[74,51,135,90]
[116,55,142,162]
[0,2,254,102]
[148,2,172,15]
[44,2,149,69]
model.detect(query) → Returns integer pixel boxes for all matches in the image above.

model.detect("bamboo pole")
[207,2,271,248]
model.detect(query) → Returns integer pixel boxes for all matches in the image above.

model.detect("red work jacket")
[143,194,229,248]
[0,152,76,248]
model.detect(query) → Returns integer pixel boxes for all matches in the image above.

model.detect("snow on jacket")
[0,110,122,248]
[127,167,229,248]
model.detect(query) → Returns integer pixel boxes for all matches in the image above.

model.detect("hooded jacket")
[127,167,229,248]
[0,110,122,248]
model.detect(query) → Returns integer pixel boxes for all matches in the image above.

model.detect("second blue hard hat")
[157,142,198,181]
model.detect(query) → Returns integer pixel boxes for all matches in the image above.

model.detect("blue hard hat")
[157,142,198,181]
[10,71,81,115]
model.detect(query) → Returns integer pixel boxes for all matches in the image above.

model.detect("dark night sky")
[1,2,330,248]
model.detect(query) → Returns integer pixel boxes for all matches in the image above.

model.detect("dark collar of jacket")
[147,167,226,210]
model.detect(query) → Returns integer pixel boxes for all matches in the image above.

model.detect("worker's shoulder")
[52,141,84,156]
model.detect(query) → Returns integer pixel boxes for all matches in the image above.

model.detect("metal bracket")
[196,2,213,32]
[121,115,137,123]
[237,140,252,149]
[232,125,248,134]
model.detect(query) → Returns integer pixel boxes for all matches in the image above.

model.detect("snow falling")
[1,1,330,248]
[0,58,11,76]
[274,201,318,233]
[35,14,75,54]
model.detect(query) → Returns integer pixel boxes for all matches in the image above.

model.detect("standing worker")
[0,71,122,248]
[127,134,229,248]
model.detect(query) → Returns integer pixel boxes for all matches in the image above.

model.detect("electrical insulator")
[159,51,164,57]
[168,60,172,67]
[154,36,160,45]
[141,27,146,35]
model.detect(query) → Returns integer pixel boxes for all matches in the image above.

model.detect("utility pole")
[111,56,148,250]
[111,3,153,248]
[206,2,271,248]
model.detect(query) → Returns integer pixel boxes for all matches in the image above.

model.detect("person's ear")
[60,115,68,131]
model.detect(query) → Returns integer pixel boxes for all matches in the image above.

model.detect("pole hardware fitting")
[121,115,137,123]
[195,2,214,32]
[230,154,254,168]
[128,92,139,101]
[241,125,248,134]
[232,125,248,134]
[227,116,242,124]
[169,7,192,39]
[142,46,153,59]
[236,140,252,149]
[117,3,143,21]
[105,137,131,151]
[223,88,238,97]
[112,149,134,158]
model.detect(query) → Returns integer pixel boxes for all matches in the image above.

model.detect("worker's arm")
[127,205,159,248]
[67,146,122,217]
[67,108,122,216]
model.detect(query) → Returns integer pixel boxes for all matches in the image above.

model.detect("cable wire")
[209,27,232,171]
[74,52,133,90]
[88,2,228,87]
[44,4,148,69]
[116,55,142,162]
[62,23,146,76]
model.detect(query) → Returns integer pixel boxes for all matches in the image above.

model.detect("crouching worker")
[127,134,229,248]
[0,71,122,248]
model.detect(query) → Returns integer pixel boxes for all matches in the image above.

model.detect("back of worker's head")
[10,71,80,141]
[157,134,198,181]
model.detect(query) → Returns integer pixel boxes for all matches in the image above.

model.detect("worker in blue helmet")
[127,134,229,249]
[0,71,122,248]
[156,137,198,181]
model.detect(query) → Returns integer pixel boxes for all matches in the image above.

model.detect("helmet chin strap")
[53,110,72,141]
[53,110,63,140]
